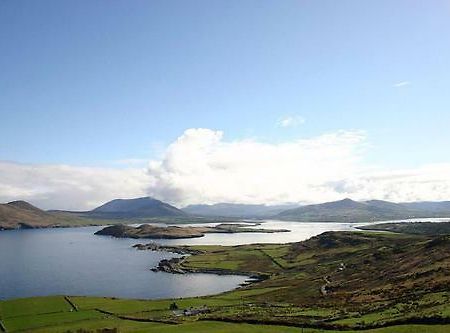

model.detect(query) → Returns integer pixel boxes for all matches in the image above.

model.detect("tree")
[169,302,179,310]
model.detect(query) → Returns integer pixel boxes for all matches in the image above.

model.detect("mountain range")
[0,197,186,230]
[2,196,450,230]
[276,198,450,222]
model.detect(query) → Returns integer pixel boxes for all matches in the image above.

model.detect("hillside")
[170,230,450,329]
[277,198,450,222]
[84,197,187,219]
[182,202,300,218]
[0,201,96,230]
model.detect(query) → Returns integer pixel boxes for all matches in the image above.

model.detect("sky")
[1,1,450,210]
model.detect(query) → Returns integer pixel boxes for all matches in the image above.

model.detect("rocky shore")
[149,253,269,287]
[133,242,203,255]
[135,241,269,286]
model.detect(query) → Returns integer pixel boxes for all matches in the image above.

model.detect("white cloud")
[113,158,149,167]
[327,164,450,203]
[393,81,411,88]
[277,115,306,127]
[0,161,149,210]
[2,128,450,210]
[146,128,450,206]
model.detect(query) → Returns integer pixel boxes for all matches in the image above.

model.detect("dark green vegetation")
[358,221,450,235]
[95,223,289,239]
[277,198,450,222]
[2,231,449,332]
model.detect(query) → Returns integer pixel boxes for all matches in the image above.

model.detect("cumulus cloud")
[2,128,450,210]
[147,128,336,205]
[277,115,306,127]
[146,128,450,207]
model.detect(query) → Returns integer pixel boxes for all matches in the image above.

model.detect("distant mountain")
[276,198,450,222]
[400,201,450,213]
[182,203,301,218]
[85,197,187,219]
[3,197,450,229]
[0,201,86,230]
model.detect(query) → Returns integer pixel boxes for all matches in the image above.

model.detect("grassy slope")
[1,231,449,332]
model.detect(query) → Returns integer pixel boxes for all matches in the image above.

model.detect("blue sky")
[1,0,449,168]
[1,1,450,209]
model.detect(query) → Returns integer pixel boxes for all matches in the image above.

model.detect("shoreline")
[135,242,270,289]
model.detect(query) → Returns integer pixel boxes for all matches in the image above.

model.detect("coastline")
[134,242,268,287]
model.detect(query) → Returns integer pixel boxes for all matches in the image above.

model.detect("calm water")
[0,220,374,300]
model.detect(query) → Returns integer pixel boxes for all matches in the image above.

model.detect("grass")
[3,310,104,332]
[0,296,71,318]
[3,309,450,333]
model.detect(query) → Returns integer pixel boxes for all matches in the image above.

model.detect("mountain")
[182,203,301,218]
[85,197,187,219]
[0,197,187,230]
[276,198,450,222]
[0,201,86,230]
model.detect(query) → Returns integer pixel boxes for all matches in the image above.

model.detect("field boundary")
[0,319,7,332]
[65,296,79,312]
[257,249,286,269]
[95,308,178,325]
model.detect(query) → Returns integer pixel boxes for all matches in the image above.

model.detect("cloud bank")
[146,129,366,205]
[0,162,149,210]
[1,128,450,210]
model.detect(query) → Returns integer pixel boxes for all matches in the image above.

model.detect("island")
[94,222,290,239]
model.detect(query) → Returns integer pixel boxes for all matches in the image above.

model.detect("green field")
[1,296,449,333]
[1,231,449,332]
